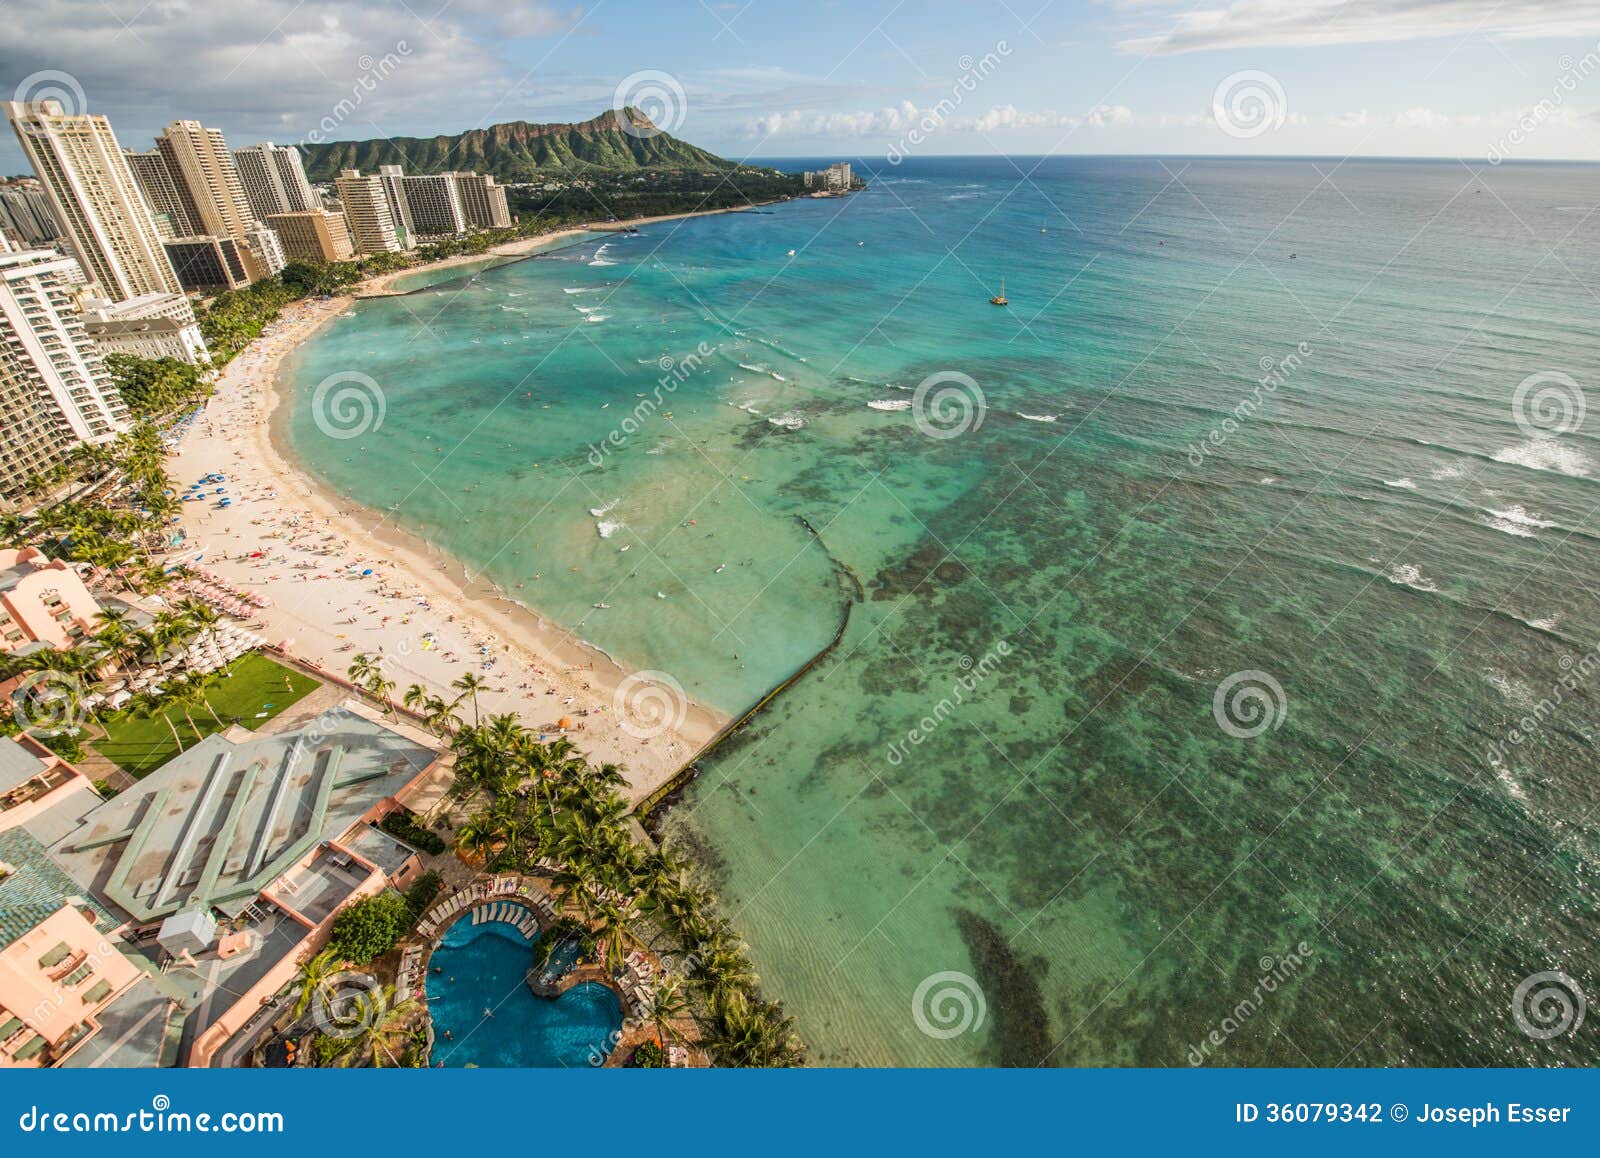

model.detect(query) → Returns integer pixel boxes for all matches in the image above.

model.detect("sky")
[5,0,1600,174]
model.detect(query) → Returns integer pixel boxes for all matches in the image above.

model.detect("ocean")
[282,156,1600,1066]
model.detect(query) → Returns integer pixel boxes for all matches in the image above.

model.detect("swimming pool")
[426,912,623,1068]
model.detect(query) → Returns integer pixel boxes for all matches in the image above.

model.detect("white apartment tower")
[333,170,401,254]
[0,244,130,499]
[377,165,414,248]
[234,142,318,218]
[3,100,182,301]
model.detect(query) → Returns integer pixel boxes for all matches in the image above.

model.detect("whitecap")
[1385,562,1437,592]
[1017,413,1057,423]
[1430,463,1465,481]
[564,287,600,295]
[868,399,913,411]
[589,499,619,517]
[596,519,624,539]
[1491,437,1595,478]
[585,314,609,322]
[768,411,805,429]
[1481,504,1556,538]
[1383,478,1417,490]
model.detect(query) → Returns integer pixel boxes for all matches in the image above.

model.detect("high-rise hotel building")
[451,172,512,230]
[0,239,130,502]
[3,101,182,302]
[332,170,401,255]
[377,165,414,248]
[122,148,199,239]
[233,142,318,218]
[154,120,256,244]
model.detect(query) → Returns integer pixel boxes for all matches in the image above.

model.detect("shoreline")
[165,217,751,804]
[359,199,793,298]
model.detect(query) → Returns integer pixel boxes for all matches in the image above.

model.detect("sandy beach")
[162,224,742,804]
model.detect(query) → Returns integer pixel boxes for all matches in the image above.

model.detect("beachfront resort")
[0,91,808,1070]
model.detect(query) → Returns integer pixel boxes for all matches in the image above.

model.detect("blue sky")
[5,0,1600,172]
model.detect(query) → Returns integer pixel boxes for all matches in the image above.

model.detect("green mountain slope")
[300,109,737,182]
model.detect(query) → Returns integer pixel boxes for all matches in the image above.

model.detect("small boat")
[990,277,1008,306]
[786,249,796,257]
[714,563,727,574]
[619,545,630,552]
[592,602,611,609]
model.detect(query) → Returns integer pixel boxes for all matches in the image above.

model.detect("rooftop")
[45,704,440,925]
[0,737,48,795]
[0,828,115,948]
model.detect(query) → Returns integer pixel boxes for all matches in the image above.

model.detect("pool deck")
[403,871,704,1067]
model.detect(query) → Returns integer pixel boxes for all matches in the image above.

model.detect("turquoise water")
[289,158,1600,1066]
[426,916,622,1068]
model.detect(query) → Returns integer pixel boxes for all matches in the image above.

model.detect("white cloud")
[1119,0,1600,55]
[0,0,580,154]
[750,102,1136,139]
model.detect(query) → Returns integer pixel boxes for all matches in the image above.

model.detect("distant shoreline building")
[803,162,853,192]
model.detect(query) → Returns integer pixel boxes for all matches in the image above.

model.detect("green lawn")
[94,652,322,777]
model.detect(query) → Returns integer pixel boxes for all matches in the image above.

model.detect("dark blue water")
[426,919,622,1068]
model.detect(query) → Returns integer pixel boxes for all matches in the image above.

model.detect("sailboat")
[990,277,1008,306]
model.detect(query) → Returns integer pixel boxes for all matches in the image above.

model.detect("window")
[82,980,112,1005]
[36,942,71,969]
[63,963,92,987]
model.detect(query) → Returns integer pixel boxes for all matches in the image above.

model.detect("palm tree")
[292,949,343,1019]
[709,992,803,1067]
[127,690,186,753]
[646,976,690,1045]
[450,672,488,726]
